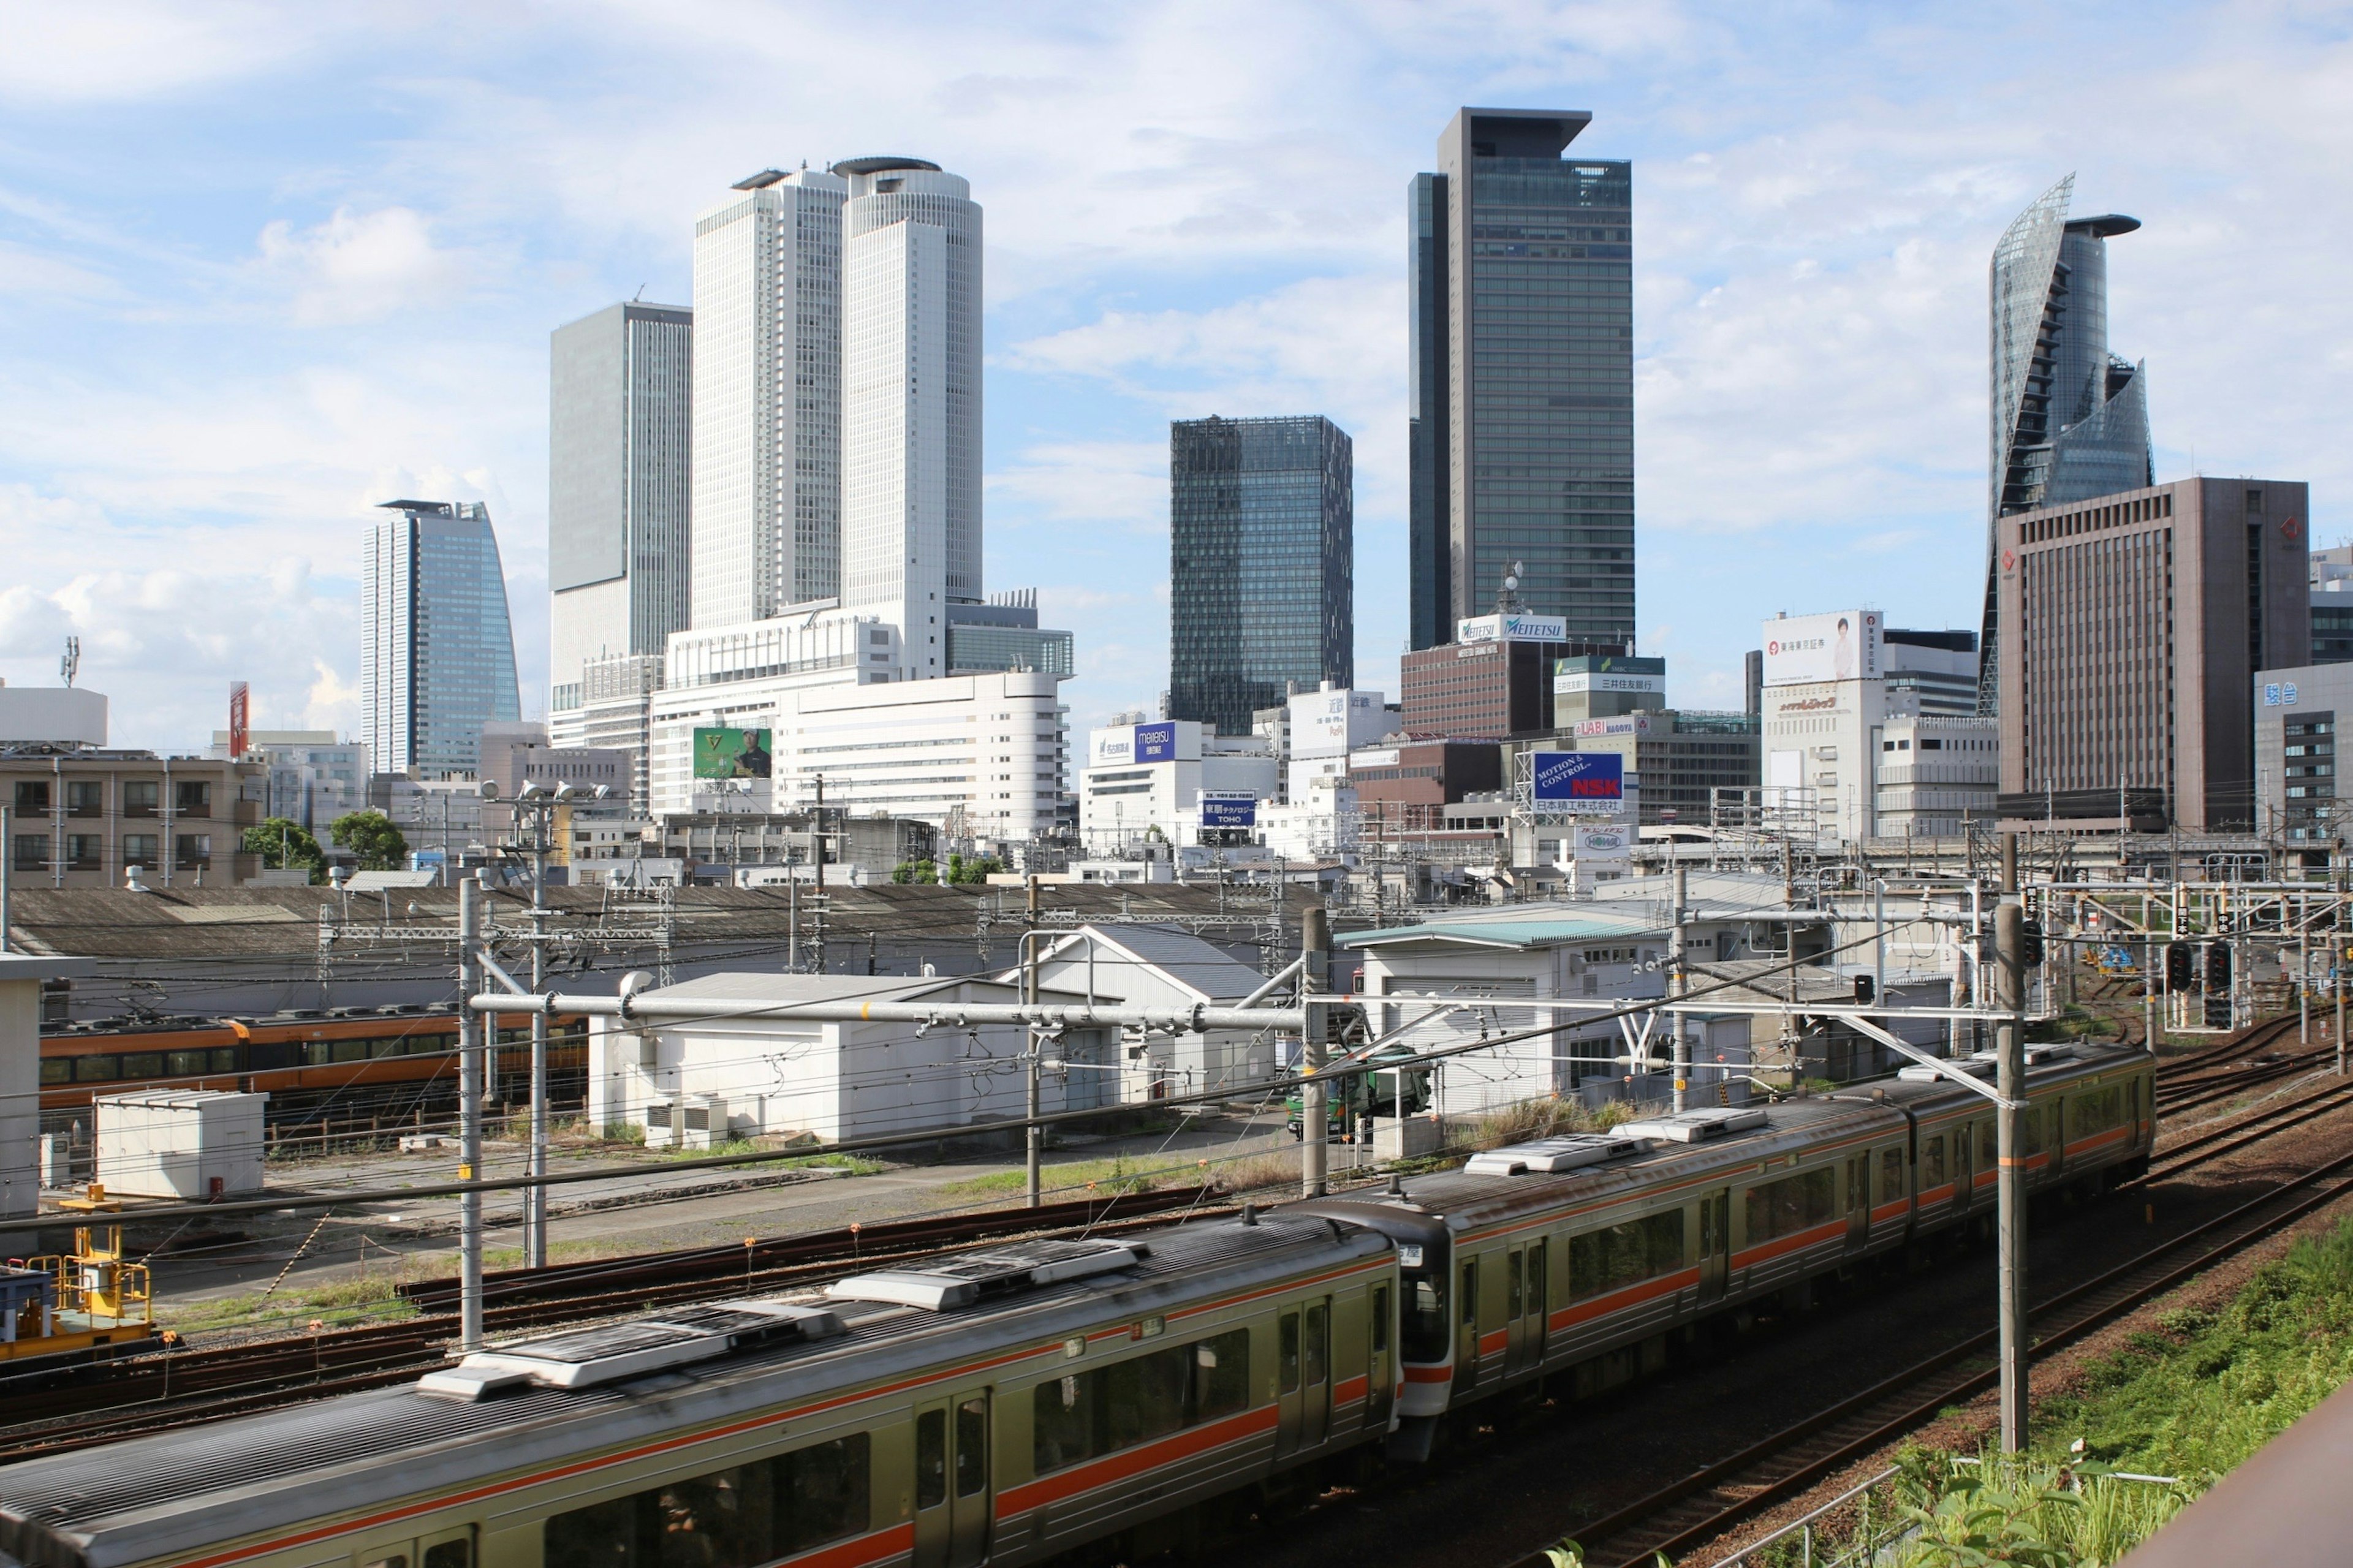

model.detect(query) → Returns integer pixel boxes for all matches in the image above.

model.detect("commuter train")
[0,1039,2153,1568]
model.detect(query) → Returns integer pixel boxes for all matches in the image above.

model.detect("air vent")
[419,1300,842,1401]
[1612,1107,1770,1144]
[1464,1134,1646,1176]
[827,1238,1146,1312]
[1970,1045,2078,1067]
[1900,1059,1996,1083]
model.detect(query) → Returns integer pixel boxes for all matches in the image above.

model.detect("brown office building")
[1996,477,2310,831]
[1401,638,1566,738]
[1349,740,1503,836]
[3,751,265,888]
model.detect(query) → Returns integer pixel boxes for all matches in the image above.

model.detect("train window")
[954,1397,988,1498]
[2071,1087,2123,1140]
[1743,1167,1837,1244]
[369,1037,405,1060]
[1303,1304,1328,1390]
[1979,1121,1996,1170]
[1032,1330,1251,1475]
[1371,1289,1391,1354]
[40,1058,69,1085]
[1506,1251,1523,1319]
[1279,1312,1302,1395]
[1567,1210,1684,1301]
[211,1048,240,1072]
[542,1434,869,1566]
[303,1042,332,1067]
[917,1410,948,1510]
[1034,1376,1091,1472]
[168,1050,208,1077]
[421,1543,469,1568]
[2021,1109,2044,1157]
[120,1053,164,1081]
[332,1040,370,1064]
[1197,1329,1251,1418]
[1103,1342,1190,1450]
[1403,1271,1447,1363]
[74,1055,118,1083]
[1922,1136,1946,1189]
[361,1555,407,1568]
[1881,1148,1904,1199]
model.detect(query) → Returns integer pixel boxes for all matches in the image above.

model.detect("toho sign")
[1531,751,1624,812]
[1199,795,1257,828]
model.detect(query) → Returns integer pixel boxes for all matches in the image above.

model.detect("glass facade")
[1981,176,2151,714]
[947,623,1074,676]
[1168,415,1353,737]
[363,501,523,779]
[1408,173,1449,652]
[1415,109,1634,648]
[2315,597,2353,665]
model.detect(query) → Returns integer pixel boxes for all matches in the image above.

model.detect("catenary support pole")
[1300,904,1330,1197]
[458,873,485,1352]
[527,809,549,1270]
[1670,864,1690,1113]
[1025,874,1042,1209]
[1996,832,2028,1454]
[1,805,10,953]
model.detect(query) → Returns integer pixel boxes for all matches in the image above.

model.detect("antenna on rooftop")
[59,636,79,689]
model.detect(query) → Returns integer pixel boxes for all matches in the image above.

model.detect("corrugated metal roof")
[1041,923,1267,1002]
[1339,908,1667,951]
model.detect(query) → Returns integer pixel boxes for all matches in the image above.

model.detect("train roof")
[1825,1037,2153,1118]
[0,1213,1379,1568]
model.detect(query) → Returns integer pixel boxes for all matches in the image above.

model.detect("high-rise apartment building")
[548,300,692,710]
[1996,478,2309,831]
[839,157,984,678]
[2309,546,2353,664]
[689,167,846,627]
[362,500,522,779]
[1408,108,1634,651]
[1979,176,2153,714]
[1167,415,1354,737]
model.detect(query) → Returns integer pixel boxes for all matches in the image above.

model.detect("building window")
[123,781,159,817]
[175,834,211,868]
[66,781,103,817]
[175,781,212,816]
[11,835,44,871]
[13,782,48,813]
[66,835,101,869]
[123,833,158,867]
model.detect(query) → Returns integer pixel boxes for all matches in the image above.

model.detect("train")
[0,1037,2154,1568]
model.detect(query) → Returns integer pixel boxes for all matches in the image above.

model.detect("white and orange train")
[0,1040,2152,1568]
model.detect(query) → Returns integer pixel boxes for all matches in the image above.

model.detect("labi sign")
[1531,751,1624,814]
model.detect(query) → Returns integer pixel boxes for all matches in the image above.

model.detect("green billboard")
[693,727,773,779]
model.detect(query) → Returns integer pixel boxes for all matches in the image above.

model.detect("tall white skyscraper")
[838,157,983,680]
[689,167,846,628]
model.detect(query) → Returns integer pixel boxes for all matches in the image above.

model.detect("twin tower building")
[548,160,1070,835]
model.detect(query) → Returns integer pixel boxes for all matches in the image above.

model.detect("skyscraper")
[1979,175,2153,714]
[548,300,692,711]
[839,157,983,680]
[1409,108,1634,651]
[362,500,522,779]
[689,167,846,629]
[1167,415,1354,736]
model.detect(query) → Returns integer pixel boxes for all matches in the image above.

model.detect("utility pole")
[1025,874,1042,1209]
[2299,892,2310,1048]
[1,805,10,953]
[526,799,550,1270]
[1300,904,1330,1197]
[1669,864,1689,1113]
[457,873,485,1352]
[1995,831,2028,1453]
[813,774,826,895]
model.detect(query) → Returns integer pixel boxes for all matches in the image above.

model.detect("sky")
[2,1,2350,756]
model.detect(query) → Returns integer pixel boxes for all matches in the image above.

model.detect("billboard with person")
[693,727,773,779]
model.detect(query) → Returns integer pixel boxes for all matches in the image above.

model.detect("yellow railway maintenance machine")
[2,1226,155,1363]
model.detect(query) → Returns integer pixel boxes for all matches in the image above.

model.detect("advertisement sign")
[2262,681,2303,707]
[1134,721,1178,763]
[1574,715,1653,738]
[1555,669,1666,697]
[227,681,249,760]
[693,727,773,779]
[1531,751,1624,812]
[1761,610,1881,687]
[1199,794,1257,828]
[1458,612,1569,645]
[1572,824,1634,864]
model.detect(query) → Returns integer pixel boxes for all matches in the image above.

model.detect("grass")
[942,1154,1201,1199]
[1466,1095,1637,1151]
[159,1268,422,1336]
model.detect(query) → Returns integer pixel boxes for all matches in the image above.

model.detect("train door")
[2047,1100,2067,1175]
[1452,1257,1481,1395]
[1367,1283,1395,1429]
[2128,1077,2145,1148]
[912,1392,993,1568]
[1844,1154,1870,1250]
[1275,1298,1332,1456]
[356,1527,472,1568]
[1698,1191,1730,1305]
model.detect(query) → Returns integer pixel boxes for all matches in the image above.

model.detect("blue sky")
[2,1,2349,753]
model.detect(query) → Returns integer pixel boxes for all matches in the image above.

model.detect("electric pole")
[1996,831,2028,1453]
[457,872,485,1352]
[1669,863,1689,1113]
[1025,874,1042,1208]
[1300,904,1330,1197]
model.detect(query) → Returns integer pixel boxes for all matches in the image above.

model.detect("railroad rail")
[1496,1122,2353,1567]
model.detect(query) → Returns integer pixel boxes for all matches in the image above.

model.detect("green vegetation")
[243,816,325,881]
[2031,1004,2118,1044]
[159,1271,418,1336]
[896,853,1004,885]
[329,809,410,871]
[893,858,939,884]
[944,1153,1203,1198]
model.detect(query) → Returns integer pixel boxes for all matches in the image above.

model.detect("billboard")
[1459,612,1569,645]
[1555,668,1665,697]
[693,727,773,779]
[1531,751,1624,812]
[227,681,249,760]
[1572,823,1634,864]
[1199,794,1257,828]
[1134,721,1179,763]
[1761,610,1881,686]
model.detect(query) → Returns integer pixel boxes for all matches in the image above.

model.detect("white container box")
[94,1089,268,1199]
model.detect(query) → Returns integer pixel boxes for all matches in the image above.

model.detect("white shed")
[94,1089,268,1199]
[1014,924,1279,1104]
[586,973,1118,1147]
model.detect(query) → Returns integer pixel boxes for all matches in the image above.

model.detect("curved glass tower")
[1979,175,2153,714]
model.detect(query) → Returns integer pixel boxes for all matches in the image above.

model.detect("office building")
[945,588,1074,678]
[207,730,369,830]
[690,168,846,628]
[1553,653,1665,725]
[551,652,664,808]
[1283,685,1395,805]
[839,157,984,679]
[1077,720,1278,852]
[476,721,631,836]
[548,301,692,712]
[1167,415,1354,736]
[362,499,522,780]
[1550,711,1759,827]
[1980,176,2153,714]
[1350,740,1502,836]
[6,752,263,888]
[2251,664,2350,852]
[1997,478,2311,831]
[1883,631,1980,716]
[2310,547,2353,664]
[1401,613,1594,739]
[1409,108,1634,650]
[1873,714,1999,839]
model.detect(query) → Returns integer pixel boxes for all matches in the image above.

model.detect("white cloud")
[255,207,472,324]
[988,442,1167,532]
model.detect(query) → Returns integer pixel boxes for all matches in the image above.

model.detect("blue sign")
[2264,682,2301,707]
[1134,721,1178,762]
[1200,795,1257,828]
[1531,751,1624,807]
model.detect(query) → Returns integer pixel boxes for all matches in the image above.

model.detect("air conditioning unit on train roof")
[1611,1107,1770,1143]
[1899,1059,1995,1083]
[419,1300,844,1402]
[1970,1044,2078,1067]
[1464,1134,1646,1176]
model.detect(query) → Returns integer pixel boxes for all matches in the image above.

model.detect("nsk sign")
[1531,751,1624,810]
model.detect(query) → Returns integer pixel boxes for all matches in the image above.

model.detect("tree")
[945,854,1002,886]
[243,817,325,881]
[893,858,939,884]
[329,810,411,872]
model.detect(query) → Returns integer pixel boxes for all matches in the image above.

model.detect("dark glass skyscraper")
[1168,415,1353,737]
[1409,108,1634,650]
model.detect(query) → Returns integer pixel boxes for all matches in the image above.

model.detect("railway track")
[0,1187,1231,1466]
[1496,1124,2353,1567]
